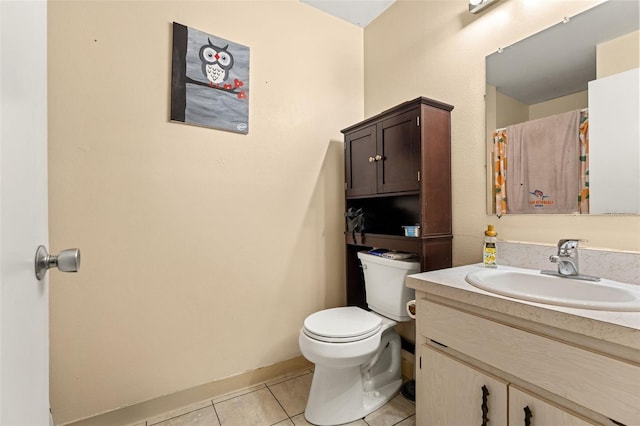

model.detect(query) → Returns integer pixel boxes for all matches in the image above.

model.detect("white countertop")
[407,264,640,351]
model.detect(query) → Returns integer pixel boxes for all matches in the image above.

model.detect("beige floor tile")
[290,414,367,425]
[363,394,415,426]
[273,420,294,425]
[394,414,416,426]
[147,401,214,425]
[151,406,219,426]
[215,387,288,426]
[268,372,313,417]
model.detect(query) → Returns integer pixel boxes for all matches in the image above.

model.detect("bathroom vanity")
[407,265,640,426]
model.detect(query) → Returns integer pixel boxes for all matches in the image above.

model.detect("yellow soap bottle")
[483,225,498,268]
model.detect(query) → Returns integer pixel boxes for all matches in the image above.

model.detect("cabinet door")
[509,386,596,426]
[345,125,377,197]
[418,345,508,426]
[377,109,421,194]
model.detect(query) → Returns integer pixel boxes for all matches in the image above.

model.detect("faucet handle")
[556,239,586,257]
[557,239,586,250]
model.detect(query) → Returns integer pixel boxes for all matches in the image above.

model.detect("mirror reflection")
[485,0,639,215]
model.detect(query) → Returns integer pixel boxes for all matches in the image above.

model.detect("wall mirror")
[485,0,639,215]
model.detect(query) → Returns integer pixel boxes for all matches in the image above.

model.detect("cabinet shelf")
[346,190,420,200]
[345,232,422,253]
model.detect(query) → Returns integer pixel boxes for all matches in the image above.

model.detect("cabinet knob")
[368,156,376,162]
[375,154,383,161]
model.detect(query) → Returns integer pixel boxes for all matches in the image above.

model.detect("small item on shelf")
[383,252,418,260]
[367,248,390,257]
[483,224,498,268]
[367,248,418,260]
[402,225,421,237]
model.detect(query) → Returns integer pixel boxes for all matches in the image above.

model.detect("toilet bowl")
[299,252,419,425]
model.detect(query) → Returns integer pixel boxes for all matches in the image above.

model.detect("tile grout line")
[210,399,223,426]
[211,384,267,405]
[264,368,314,388]
[395,413,416,425]
[265,384,294,425]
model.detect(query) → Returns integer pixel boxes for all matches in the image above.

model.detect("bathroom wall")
[528,90,588,120]
[47,1,362,423]
[364,0,640,267]
[597,29,640,78]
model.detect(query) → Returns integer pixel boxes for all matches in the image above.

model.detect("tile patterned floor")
[137,369,415,426]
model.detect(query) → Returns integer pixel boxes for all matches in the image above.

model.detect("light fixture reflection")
[469,0,497,14]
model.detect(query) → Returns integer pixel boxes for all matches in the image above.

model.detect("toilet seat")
[303,307,382,343]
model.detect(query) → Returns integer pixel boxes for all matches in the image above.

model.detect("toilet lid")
[303,307,382,343]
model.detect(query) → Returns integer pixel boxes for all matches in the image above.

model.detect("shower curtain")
[493,129,508,217]
[493,109,589,216]
[578,111,589,214]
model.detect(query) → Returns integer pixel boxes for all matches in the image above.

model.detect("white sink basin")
[465,268,640,311]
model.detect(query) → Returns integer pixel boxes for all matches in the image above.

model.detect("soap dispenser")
[483,225,498,268]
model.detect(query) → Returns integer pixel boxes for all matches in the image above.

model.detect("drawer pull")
[481,385,490,426]
[524,405,533,426]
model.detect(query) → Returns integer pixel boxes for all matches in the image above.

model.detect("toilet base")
[303,329,402,426]
[304,367,401,426]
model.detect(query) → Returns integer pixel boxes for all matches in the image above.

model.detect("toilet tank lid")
[357,251,420,270]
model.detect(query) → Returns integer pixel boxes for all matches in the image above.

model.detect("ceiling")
[299,0,395,27]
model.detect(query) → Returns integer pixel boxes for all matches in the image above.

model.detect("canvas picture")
[171,22,249,134]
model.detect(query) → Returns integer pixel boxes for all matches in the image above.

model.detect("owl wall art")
[171,22,249,134]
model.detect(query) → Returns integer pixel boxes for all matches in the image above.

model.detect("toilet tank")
[357,252,420,322]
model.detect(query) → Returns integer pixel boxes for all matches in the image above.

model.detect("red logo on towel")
[529,189,554,208]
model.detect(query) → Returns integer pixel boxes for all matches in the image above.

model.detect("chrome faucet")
[541,239,600,282]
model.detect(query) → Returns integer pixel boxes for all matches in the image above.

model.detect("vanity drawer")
[418,299,640,425]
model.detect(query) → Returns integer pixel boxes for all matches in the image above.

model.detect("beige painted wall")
[529,90,588,120]
[496,90,528,127]
[48,1,362,423]
[597,29,640,78]
[365,0,640,268]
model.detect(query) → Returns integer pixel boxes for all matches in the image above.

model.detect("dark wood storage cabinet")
[345,109,421,197]
[342,97,454,309]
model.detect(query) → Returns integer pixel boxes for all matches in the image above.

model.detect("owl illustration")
[199,39,234,85]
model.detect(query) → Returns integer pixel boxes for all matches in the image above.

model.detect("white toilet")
[299,251,419,425]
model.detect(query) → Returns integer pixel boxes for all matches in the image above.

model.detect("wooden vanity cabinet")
[509,386,596,426]
[421,346,594,426]
[415,297,638,426]
[342,97,454,308]
[420,344,508,426]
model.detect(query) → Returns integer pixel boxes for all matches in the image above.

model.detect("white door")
[1,0,50,424]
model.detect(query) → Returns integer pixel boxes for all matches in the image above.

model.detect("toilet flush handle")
[406,300,416,319]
